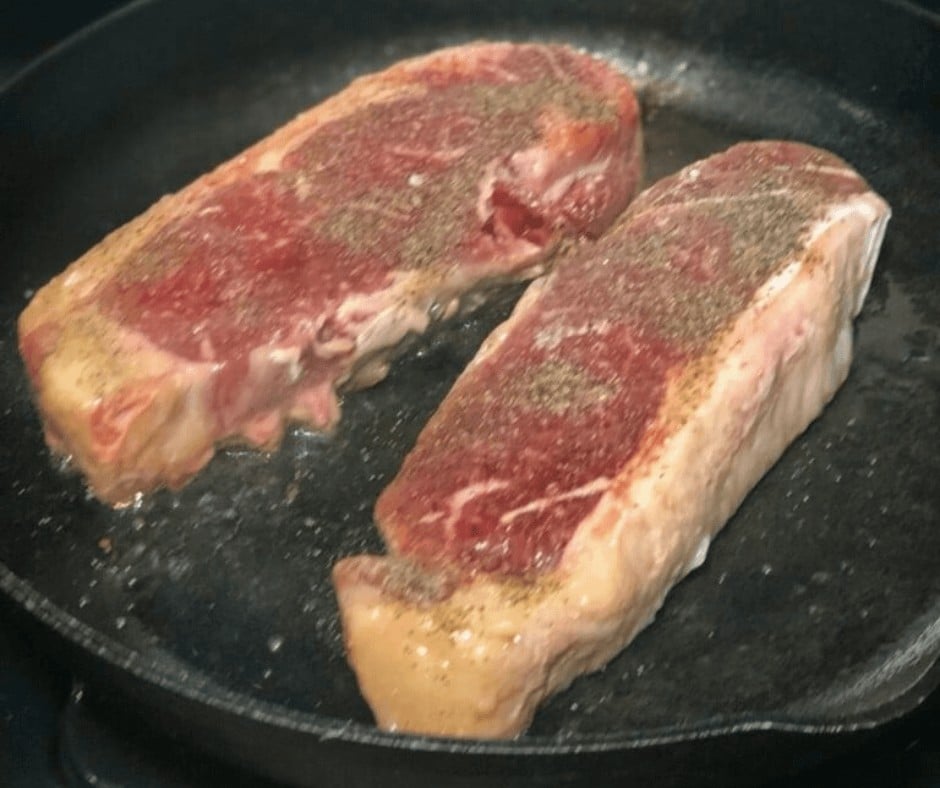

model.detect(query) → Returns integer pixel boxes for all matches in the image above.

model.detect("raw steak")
[17,42,642,504]
[333,141,891,738]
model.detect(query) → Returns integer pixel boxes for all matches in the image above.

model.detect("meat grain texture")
[18,42,642,504]
[333,141,891,739]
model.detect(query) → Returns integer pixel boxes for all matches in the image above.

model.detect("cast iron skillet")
[1,1,938,785]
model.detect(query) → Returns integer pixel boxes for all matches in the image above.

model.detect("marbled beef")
[18,42,641,504]
[333,141,890,738]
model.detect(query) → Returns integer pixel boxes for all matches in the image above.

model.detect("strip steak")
[333,141,891,738]
[18,42,642,504]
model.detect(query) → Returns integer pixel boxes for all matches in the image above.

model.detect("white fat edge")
[724,191,889,319]
[61,267,103,300]
[833,322,854,376]
[255,149,285,173]
[741,210,853,378]
[476,159,501,223]
[546,416,721,636]
[539,156,613,206]
[474,150,615,264]
[237,343,343,431]
[266,346,304,384]
[341,237,552,363]
[747,197,889,424]
[334,272,433,363]
[356,292,431,356]
[851,195,891,315]
[75,329,218,448]
[802,194,890,316]
[476,144,603,224]
[113,324,211,378]
[219,345,280,416]
[249,343,314,391]
[333,253,545,384]
[287,379,341,428]
[552,310,756,609]
[687,536,711,572]
[313,332,356,360]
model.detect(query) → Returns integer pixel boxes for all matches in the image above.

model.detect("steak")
[333,141,891,738]
[18,42,641,504]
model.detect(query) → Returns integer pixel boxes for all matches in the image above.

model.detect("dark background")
[1,0,129,73]
[1,2,938,786]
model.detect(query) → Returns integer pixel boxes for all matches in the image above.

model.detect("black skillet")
[1,1,939,785]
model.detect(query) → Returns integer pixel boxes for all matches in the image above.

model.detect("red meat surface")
[334,141,890,738]
[18,42,642,503]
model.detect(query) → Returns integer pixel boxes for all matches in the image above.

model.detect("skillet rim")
[1,0,938,756]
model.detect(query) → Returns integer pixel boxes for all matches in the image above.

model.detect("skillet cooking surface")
[1,0,938,773]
